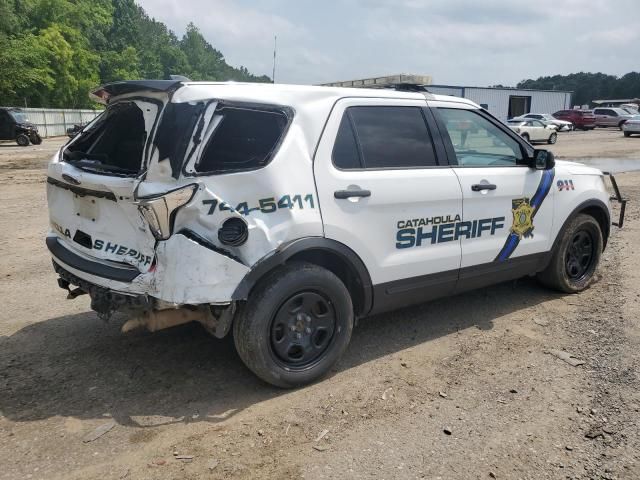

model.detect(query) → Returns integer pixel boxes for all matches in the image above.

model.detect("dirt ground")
[0,129,639,480]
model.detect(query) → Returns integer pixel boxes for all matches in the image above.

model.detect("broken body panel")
[46,85,323,314]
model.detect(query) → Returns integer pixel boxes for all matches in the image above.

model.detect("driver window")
[438,108,524,166]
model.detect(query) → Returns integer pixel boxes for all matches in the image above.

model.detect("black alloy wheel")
[233,262,354,388]
[270,291,336,368]
[565,230,595,281]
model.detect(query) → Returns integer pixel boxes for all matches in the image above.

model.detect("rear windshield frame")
[62,96,163,177]
[183,100,294,178]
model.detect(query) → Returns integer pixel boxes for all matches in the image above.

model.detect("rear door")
[431,102,555,291]
[530,119,549,141]
[314,98,462,312]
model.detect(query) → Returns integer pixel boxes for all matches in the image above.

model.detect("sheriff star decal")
[510,198,535,238]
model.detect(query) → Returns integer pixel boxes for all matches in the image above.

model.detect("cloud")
[137,0,640,86]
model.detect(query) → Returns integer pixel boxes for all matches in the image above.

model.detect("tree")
[0,0,270,107]
[517,72,640,106]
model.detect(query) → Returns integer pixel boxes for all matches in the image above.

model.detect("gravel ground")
[0,131,638,480]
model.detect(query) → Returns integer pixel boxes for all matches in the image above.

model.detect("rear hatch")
[580,110,596,123]
[47,82,178,274]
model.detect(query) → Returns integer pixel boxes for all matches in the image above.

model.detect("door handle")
[334,189,371,199]
[471,183,497,192]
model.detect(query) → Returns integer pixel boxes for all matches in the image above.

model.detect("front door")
[314,98,463,313]
[431,103,555,291]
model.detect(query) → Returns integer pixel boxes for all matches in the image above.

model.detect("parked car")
[0,107,42,146]
[507,119,558,144]
[552,110,596,130]
[592,107,633,130]
[512,113,573,131]
[66,123,87,138]
[46,79,623,387]
[620,104,639,115]
[622,115,640,137]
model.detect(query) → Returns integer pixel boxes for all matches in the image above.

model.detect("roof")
[94,80,478,159]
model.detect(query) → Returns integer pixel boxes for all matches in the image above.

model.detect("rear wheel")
[233,262,354,388]
[624,131,632,137]
[16,134,30,146]
[547,132,557,144]
[521,133,530,143]
[619,122,626,131]
[537,214,602,293]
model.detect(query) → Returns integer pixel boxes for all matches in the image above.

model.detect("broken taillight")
[135,184,198,240]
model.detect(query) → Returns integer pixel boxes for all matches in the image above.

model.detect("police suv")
[46,80,625,387]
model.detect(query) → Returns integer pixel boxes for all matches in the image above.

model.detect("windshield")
[9,111,29,123]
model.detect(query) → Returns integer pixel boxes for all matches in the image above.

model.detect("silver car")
[592,107,633,130]
[622,115,640,137]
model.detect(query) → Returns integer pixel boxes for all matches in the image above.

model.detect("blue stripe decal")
[531,169,554,212]
[494,168,555,262]
[496,232,521,262]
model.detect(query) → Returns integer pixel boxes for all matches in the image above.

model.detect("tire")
[521,133,530,143]
[619,122,626,131]
[537,214,603,293]
[30,133,42,145]
[16,134,30,146]
[624,131,631,137]
[233,262,354,388]
[547,132,557,144]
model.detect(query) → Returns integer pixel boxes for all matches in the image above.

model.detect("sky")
[137,0,640,86]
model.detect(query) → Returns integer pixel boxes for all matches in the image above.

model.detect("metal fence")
[2,107,103,138]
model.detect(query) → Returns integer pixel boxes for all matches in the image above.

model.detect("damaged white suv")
[46,80,625,387]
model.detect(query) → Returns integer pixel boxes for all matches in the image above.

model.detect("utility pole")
[272,35,277,84]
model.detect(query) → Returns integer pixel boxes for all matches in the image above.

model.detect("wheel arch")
[551,199,611,255]
[232,237,373,317]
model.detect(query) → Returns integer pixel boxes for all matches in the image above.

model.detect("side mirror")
[531,149,555,170]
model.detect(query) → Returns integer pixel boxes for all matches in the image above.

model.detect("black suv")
[0,107,42,146]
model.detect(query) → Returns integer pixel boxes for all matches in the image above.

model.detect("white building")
[427,84,572,121]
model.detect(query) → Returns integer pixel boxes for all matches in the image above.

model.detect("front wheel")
[624,131,632,137]
[16,134,30,146]
[548,132,557,144]
[30,133,42,145]
[233,262,354,388]
[537,214,603,293]
[521,133,530,143]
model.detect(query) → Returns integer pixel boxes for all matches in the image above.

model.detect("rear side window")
[332,114,362,169]
[195,106,288,174]
[333,106,437,169]
[154,102,202,178]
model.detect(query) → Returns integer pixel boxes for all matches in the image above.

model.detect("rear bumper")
[46,232,251,306]
[46,236,140,282]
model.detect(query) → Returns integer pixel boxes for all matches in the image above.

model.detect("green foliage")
[0,0,271,107]
[517,72,640,107]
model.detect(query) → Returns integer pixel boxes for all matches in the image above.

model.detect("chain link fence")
[2,107,103,138]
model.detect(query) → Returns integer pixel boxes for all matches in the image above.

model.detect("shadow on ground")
[0,277,561,427]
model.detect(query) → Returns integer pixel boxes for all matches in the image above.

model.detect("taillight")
[135,184,198,240]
